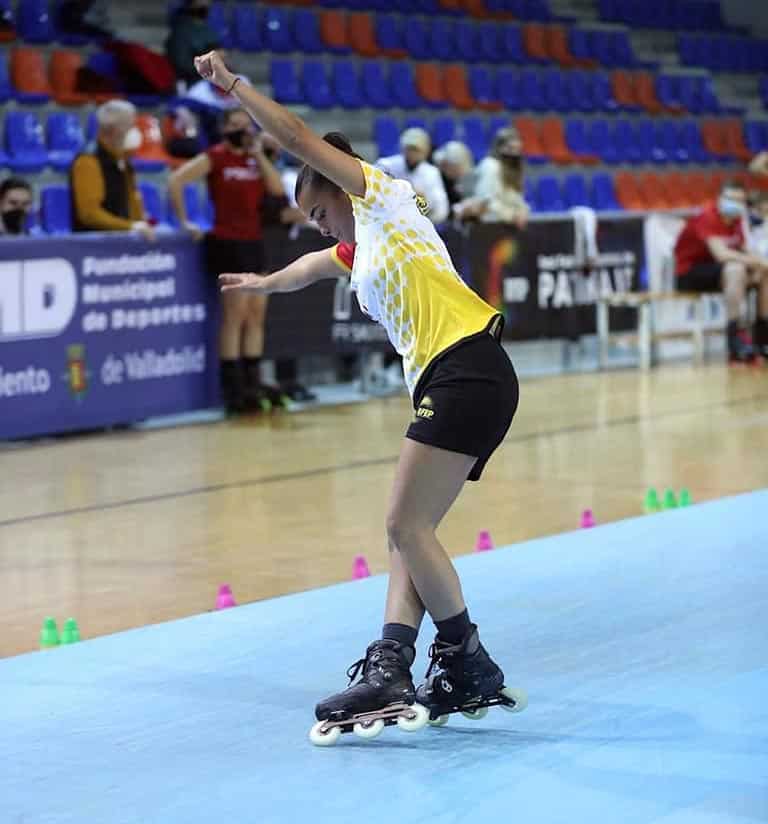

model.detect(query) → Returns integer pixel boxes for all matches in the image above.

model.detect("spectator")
[674,180,768,362]
[749,152,768,178]
[165,0,220,88]
[70,100,154,241]
[164,106,205,161]
[57,0,113,40]
[473,126,529,228]
[0,177,36,236]
[748,191,768,259]
[168,108,287,413]
[376,128,449,225]
[433,140,486,223]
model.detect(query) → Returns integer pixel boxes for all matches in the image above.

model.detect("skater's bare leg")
[386,438,476,623]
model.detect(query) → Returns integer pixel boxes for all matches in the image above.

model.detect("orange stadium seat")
[638,171,673,209]
[701,120,730,159]
[611,70,638,109]
[319,11,348,52]
[442,65,477,110]
[462,0,491,17]
[438,0,464,12]
[133,114,178,169]
[540,117,575,164]
[49,49,115,106]
[723,119,753,163]
[523,24,550,62]
[415,63,447,107]
[10,47,52,101]
[514,116,547,161]
[546,26,578,67]
[634,72,664,114]
[348,13,380,57]
[615,171,647,210]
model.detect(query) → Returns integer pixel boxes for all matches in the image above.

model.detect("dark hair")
[294,132,362,204]
[720,179,745,195]
[0,177,32,199]
[220,107,250,128]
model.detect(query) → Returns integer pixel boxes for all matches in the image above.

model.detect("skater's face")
[299,183,355,244]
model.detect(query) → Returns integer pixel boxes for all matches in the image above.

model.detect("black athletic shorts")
[204,235,265,279]
[676,261,722,292]
[406,323,519,482]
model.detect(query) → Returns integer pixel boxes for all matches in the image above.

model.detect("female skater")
[194,51,521,741]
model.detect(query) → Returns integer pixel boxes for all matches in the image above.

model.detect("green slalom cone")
[643,487,660,514]
[60,618,81,645]
[39,617,60,649]
[662,488,678,509]
[678,488,692,507]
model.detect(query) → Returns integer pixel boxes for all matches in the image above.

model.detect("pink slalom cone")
[580,509,596,529]
[352,554,370,579]
[475,530,493,552]
[215,584,237,610]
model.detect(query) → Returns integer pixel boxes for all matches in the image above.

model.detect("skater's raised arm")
[194,51,366,198]
[219,247,346,294]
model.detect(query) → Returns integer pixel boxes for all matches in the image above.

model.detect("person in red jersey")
[675,180,768,361]
[169,107,286,411]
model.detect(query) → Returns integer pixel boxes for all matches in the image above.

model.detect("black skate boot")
[309,640,428,746]
[416,625,527,725]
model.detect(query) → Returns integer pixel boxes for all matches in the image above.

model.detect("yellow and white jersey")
[339,160,500,397]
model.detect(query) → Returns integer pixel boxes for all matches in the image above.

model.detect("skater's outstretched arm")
[219,248,345,294]
[194,51,366,198]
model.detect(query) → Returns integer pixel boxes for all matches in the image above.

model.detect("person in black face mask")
[166,0,219,88]
[168,108,288,413]
[0,177,34,237]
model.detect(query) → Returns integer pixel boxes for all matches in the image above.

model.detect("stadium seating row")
[678,34,768,74]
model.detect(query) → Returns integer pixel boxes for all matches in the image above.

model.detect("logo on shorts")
[414,395,435,421]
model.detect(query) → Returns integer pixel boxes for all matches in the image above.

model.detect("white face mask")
[123,126,143,152]
[718,195,745,219]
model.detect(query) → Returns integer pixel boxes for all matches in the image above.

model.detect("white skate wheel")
[428,714,449,727]
[461,706,488,720]
[309,720,342,747]
[396,703,429,732]
[499,687,528,713]
[353,719,385,739]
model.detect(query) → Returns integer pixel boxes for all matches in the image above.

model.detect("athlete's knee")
[386,510,430,553]
[723,261,747,286]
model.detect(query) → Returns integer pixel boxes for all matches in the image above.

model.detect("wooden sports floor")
[1,362,766,658]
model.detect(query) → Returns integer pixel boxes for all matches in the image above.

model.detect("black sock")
[435,608,471,645]
[243,356,262,384]
[382,622,418,651]
[754,317,768,346]
[727,320,740,353]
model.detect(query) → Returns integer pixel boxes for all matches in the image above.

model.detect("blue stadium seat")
[588,119,620,164]
[389,63,422,109]
[500,24,526,64]
[429,19,456,62]
[612,119,644,164]
[697,76,721,113]
[761,78,768,109]
[167,184,204,230]
[264,8,295,53]
[46,112,84,172]
[497,68,522,110]
[17,0,54,43]
[361,60,392,108]
[542,69,570,112]
[565,119,590,156]
[591,172,620,210]
[0,51,11,105]
[566,72,595,113]
[637,119,660,164]
[655,120,685,163]
[536,176,565,212]
[375,15,404,54]
[302,61,335,109]
[655,75,678,111]
[207,2,233,49]
[333,61,363,109]
[678,34,697,67]
[461,117,489,162]
[613,31,637,68]
[591,71,618,112]
[5,111,48,172]
[431,116,456,149]
[373,116,400,158]
[598,0,618,22]
[487,116,511,142]
[744,121,768,154]
[139,181,170,230]
[520,70,547,112]
[678,120,710,164]
[295,10,328,54]
[233,5,263,52]
[468,67,499,109]
[41,185,72,234]
[404,18,432,60]
[478,22,503,63]
[270,60,303,105]
[675,75,700,114]
[403,116,429,133]
[523,177,538,211]
[568,29,594,64]
[455,21,479,63]
[591,30,618,68]
[563,173,590,208]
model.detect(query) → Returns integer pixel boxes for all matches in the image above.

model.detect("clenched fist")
[194,50,235,92]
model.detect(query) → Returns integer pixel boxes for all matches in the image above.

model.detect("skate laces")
[425,639,464,679]
[346,642,403,685]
